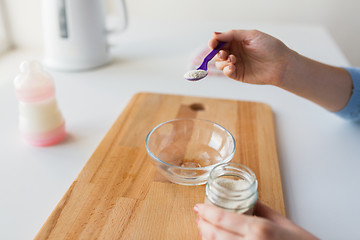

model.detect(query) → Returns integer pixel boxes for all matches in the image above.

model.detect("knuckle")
[203,228,217,240]
[214,211,226,225]
[209,231,217,240]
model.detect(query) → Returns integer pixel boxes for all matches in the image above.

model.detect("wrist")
[276,49,303,89]
[275,49,353,111]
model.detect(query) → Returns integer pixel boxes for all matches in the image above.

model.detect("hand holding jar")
[195,163,318,239]
[193,201,319,240]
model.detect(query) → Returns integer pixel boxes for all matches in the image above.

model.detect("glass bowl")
[145,119,236,185]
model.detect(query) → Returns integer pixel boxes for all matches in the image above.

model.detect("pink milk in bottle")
[14,61,65,146]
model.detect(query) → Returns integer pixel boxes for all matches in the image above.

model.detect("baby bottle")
[14,61,66,146]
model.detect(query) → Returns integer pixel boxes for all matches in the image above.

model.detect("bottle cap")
[14,61,55,102]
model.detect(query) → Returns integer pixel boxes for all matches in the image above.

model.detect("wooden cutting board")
[35,92,285,240]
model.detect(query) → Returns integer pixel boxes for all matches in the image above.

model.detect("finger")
[208,32,228,49]
[214,50,228,61]
[208,37,220,50]
[223,64,237,79]
[197,217,243,240]
[228,54,236,64]
[216,59,237,80]
[215,60,231,71]
[214,52,236,65]
[194,203,255,235]
[214,53,235,70]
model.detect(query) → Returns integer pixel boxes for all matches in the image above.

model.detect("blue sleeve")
[334,67,360,121]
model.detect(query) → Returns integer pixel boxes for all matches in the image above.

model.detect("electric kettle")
[42,0,127,71]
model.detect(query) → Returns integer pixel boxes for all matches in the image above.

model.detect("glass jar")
[205,162,258,215]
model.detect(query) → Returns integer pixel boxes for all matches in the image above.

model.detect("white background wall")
[3,0,360,66]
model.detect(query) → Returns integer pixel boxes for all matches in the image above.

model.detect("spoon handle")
[197,41,226,71]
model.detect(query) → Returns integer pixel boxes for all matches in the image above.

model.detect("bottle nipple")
[14,60,55,102]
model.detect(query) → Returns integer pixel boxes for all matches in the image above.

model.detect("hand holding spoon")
[184,41,226,81]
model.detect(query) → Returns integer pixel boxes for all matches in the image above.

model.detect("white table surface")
[0,19,359,240]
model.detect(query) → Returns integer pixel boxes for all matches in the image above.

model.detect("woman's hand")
[194,201,319,240]
[209,30,293,86]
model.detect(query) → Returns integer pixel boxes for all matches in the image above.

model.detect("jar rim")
[207,162,257,193]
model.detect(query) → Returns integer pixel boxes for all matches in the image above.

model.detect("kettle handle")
[106,0,128,34]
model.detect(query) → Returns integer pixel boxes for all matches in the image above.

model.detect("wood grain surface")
[35,92,285,240]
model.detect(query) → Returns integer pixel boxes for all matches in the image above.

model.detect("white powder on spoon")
[184,69,207,80]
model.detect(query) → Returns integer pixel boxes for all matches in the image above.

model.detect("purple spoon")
[184,41,226,81]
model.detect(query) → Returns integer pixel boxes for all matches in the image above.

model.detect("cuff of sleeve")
[334,67,360,121]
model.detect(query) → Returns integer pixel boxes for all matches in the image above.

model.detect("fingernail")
[193,205,199,214]
[218,51,225,59]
